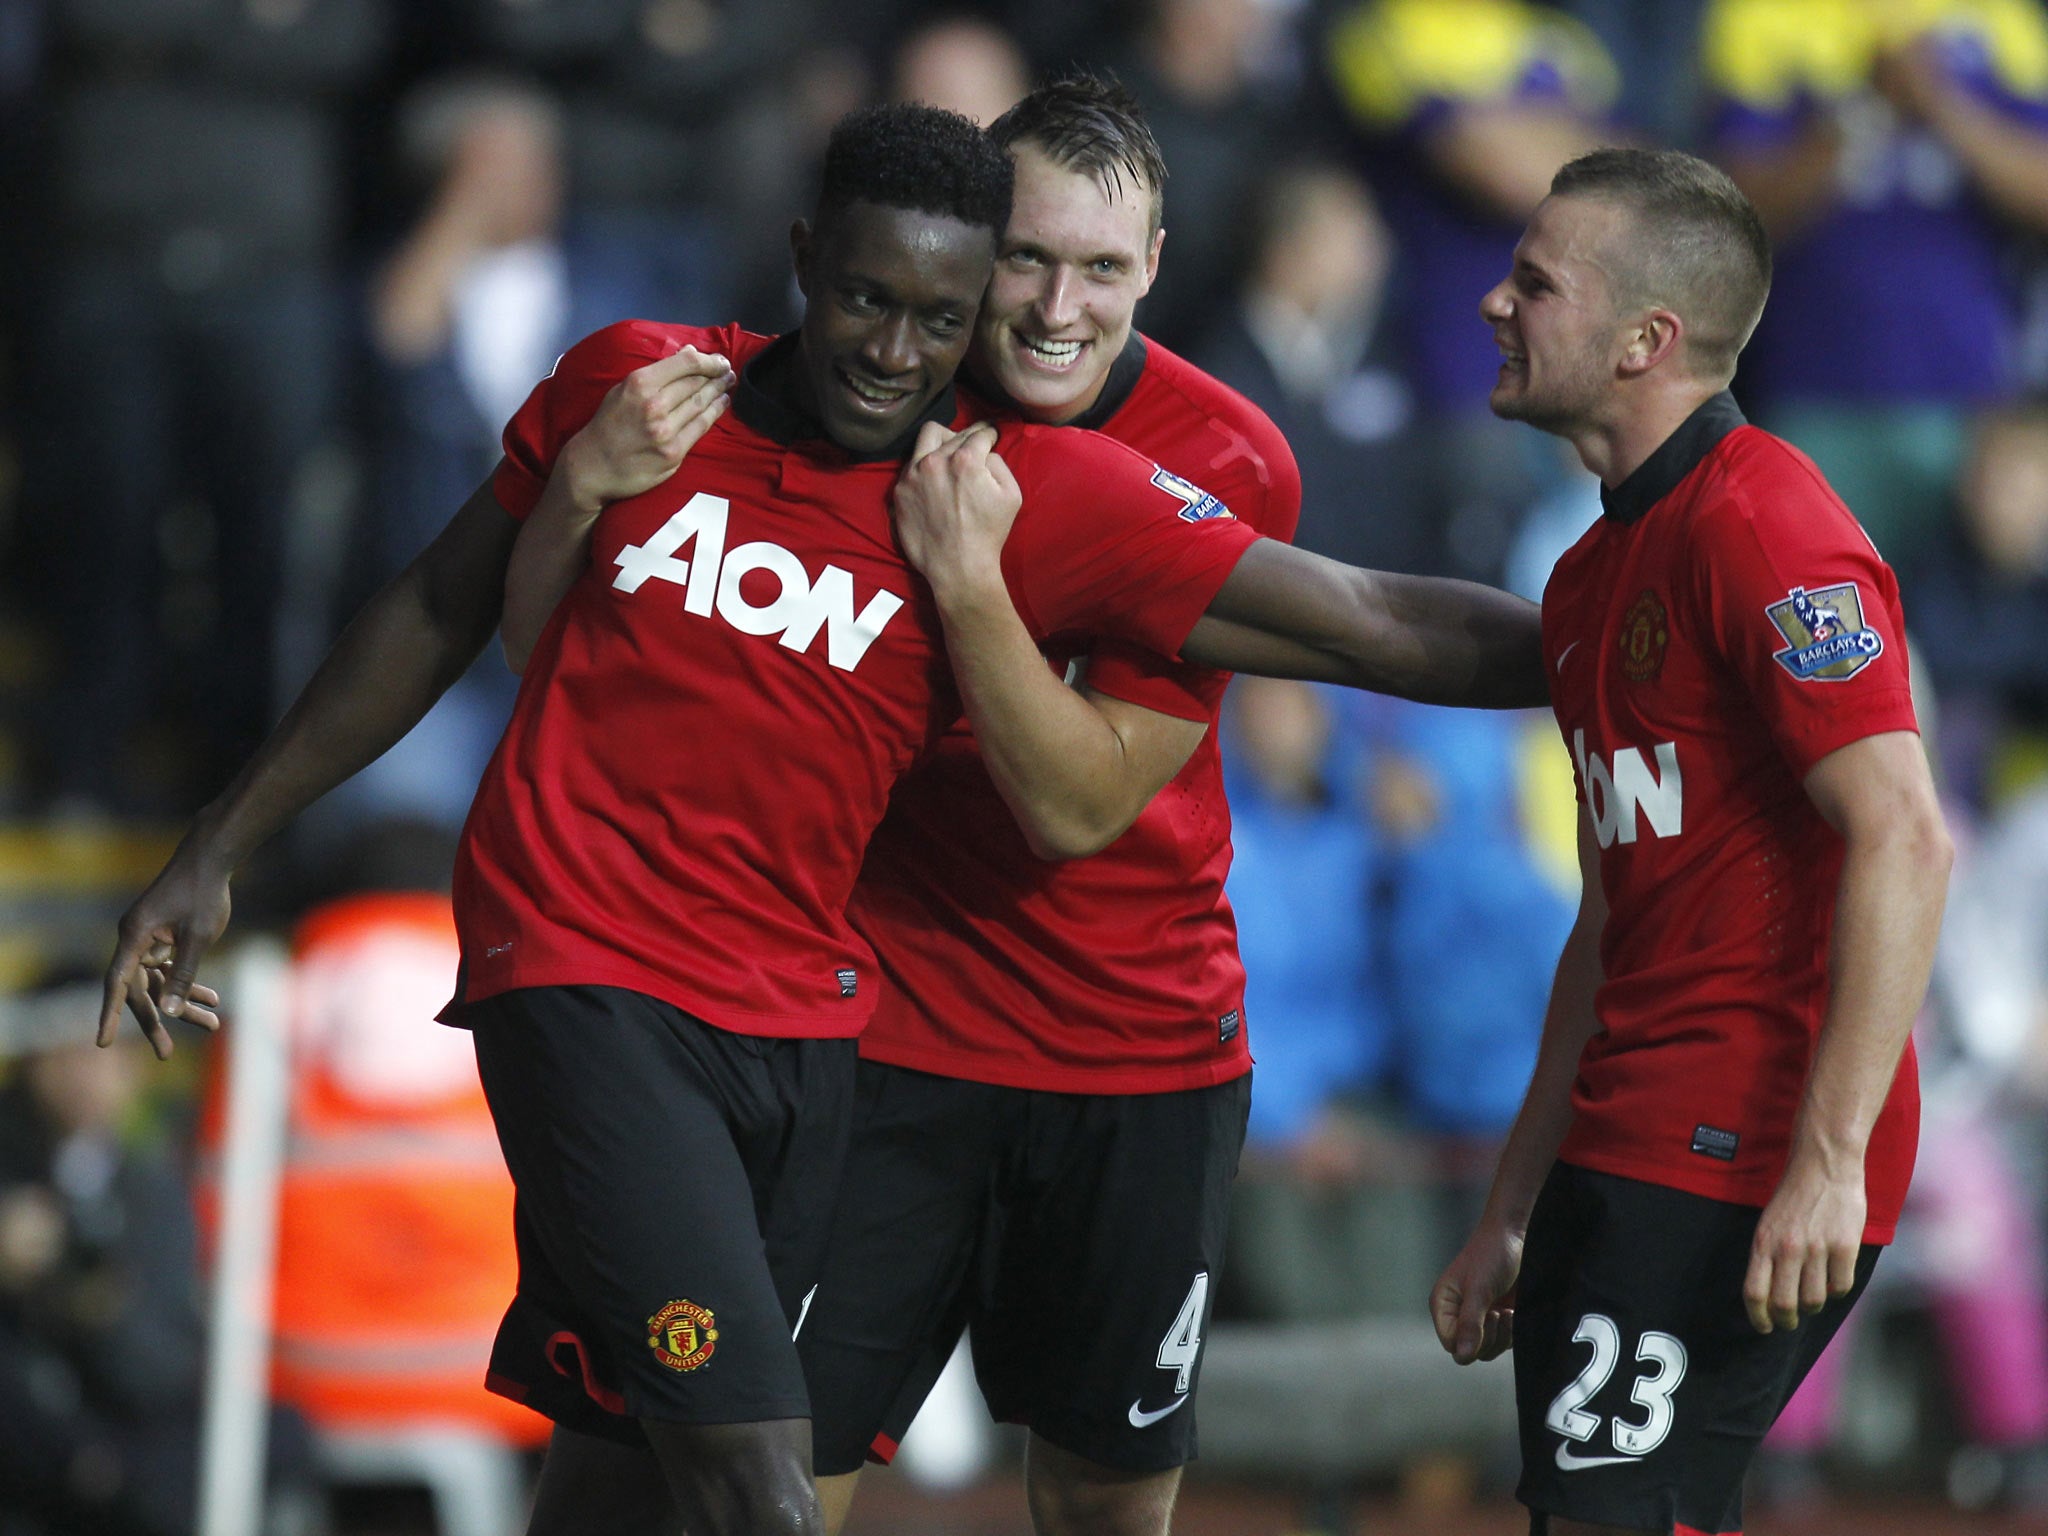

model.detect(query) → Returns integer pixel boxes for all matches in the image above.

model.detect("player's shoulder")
[1695,422,1859,536]
[996,418,1156,495]
[551,319,772,388]
[1116,338,1300,536]
[1128,337,1296,469]
[998,419,1243,527]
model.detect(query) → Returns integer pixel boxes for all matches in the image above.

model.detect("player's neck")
[1577,383,1724,488]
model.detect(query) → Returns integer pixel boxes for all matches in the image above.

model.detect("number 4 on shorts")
[1544,1312,1688,1455]
[1157,1272,1211,1393]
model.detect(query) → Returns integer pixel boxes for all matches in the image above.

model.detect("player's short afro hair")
[817,101,1013,237]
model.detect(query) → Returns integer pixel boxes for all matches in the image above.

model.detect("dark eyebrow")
[837,267,898,302]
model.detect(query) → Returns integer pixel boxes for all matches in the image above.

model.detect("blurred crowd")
[3,0,2048,1524]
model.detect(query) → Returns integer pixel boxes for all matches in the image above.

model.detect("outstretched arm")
[897,427,1545,712]
[1184,541,1548,709]
[1430,808,1605,1363]
[894,422,1206,859]
[1742,730,1951,1334]
[503,346,735,672]
[99,479,521,1056]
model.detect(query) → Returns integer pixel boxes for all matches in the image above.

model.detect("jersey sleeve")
[998,426,1262,662]
[1689,442,1919,779]
[1081,639,1220,722]
[490,320,710,519]
[1081,415,1302,720]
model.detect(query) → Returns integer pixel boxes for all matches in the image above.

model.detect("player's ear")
[1620,307,1682,378]
[790,219,815,298]
[1139,226,1164,297]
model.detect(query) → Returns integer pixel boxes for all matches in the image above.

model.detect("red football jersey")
[851,337,1302,1093]
[1543,393,1921,1241]
[451,320,1260,1038]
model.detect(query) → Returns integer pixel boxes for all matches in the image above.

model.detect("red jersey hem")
[1082,666,1215,722]
[855,1036,1252,1095]
[1557,1149,1899,1244]
[456,960,869,1040]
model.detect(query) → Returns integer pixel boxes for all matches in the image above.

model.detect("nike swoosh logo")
[1556,640,1580,672]
[1554,1442,1636,1471]
[1128,1395,1189,1428]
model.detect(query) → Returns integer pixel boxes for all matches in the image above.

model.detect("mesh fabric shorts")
[466,985,855,1444]
[1514,1161,1879,1536]
[801,1059,1250,1475]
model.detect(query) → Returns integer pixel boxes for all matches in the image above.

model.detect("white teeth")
[844,374,903,403]
[1023,337,1083,364]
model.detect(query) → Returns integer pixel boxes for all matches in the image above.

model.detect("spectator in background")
[24,0,388,813]
[195,821,547,1478]
[1220,682,1570,1326]
[1219,676,1429,1323]
[0,981,205,1535]
[1193,160,1432,574]
[1762,787,2048,1513]
[1907,402,2048,809]
[441,0,794,331]
[1560,0,1711,149]
[1365,701,1572,1152]
[887,13,1028,125]
[1118,0,1300,351]
[324,71,677,841]
[1702,0,2048,565]
[1321,0,1624,579]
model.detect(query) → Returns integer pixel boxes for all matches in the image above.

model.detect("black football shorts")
[465,985,855,1443]
[1513,1161,1878,1536]
[801,1060,1251,1476]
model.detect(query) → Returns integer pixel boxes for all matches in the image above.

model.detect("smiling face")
[792,199,996,454]
[973,142,1162,423]
[1480,194,1637,439]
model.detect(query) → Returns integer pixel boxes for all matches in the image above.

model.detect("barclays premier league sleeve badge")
[1765,583,1884,681]
[1150,465,1234,523]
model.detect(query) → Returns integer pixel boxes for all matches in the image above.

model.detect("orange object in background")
[199,891,547,1447]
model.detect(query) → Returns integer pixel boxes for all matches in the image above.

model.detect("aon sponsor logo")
[1572,729,1683,848]
[612,492,906,672]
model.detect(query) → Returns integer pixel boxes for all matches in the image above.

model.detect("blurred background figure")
[1219,676,1419,1323]
[1701,0,2048,566]
[1906,403,2048,810]
[369,72,578,552]
[319,69,675,843]
[887,13,1028,124]
[195,821,544,1533]
[21,0,388,815]
[1218,681,1569,1328]
[1319,0,1625,580]
[0,996,201,1536]
[0,969,317,1536]
[1364,702,1570,1163]
[1192,160,1431,574]
[1759,772,2048,1516]
[431,0,793,329]
[1116,0,1301,352]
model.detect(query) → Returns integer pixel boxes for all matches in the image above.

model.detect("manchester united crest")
[647,1299,718,1372]
[1618,590,1668,682]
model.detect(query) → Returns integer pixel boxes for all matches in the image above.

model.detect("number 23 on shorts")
[1545,1313,1688,1465]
